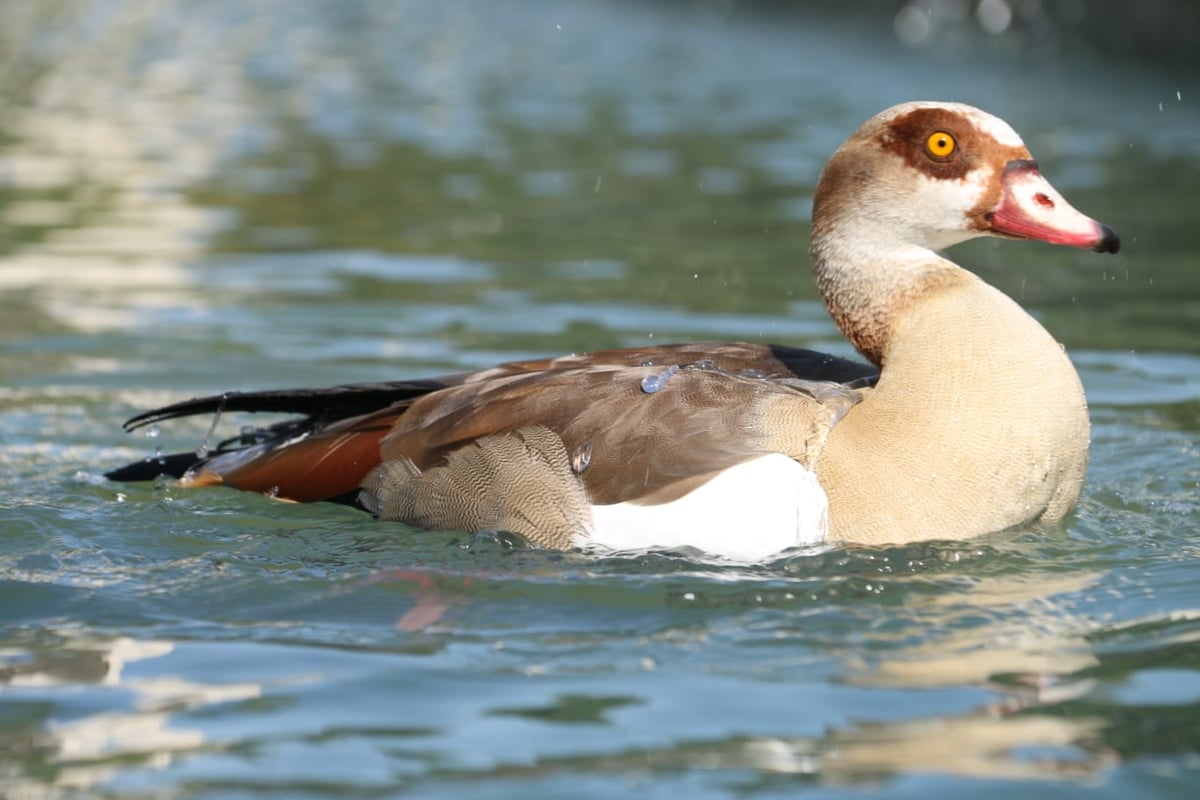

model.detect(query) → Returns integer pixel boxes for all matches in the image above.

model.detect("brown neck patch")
[819,265,973,368]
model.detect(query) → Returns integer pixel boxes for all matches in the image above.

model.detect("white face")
[860,102,1031,252]
[905,160,999,251]
[853,101,1111,254]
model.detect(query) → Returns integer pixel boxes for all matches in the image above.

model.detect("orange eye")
[925,131,957,159]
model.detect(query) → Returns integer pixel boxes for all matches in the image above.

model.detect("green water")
[2,1,1199,797]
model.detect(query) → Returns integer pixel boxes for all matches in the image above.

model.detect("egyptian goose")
[108,102,1120,561]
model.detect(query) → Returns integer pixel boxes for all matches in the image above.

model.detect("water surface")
[1,1,1198,797]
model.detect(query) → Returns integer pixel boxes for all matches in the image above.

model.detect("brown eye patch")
[880,107,980,181]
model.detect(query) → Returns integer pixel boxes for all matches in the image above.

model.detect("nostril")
[1034,192,1054,208]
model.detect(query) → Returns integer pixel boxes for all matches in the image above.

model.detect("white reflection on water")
[744,714,1108,781]
[1,635,263,795]
[852,571,1101,690]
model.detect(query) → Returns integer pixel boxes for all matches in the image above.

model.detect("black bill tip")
[1094,223,1121,254]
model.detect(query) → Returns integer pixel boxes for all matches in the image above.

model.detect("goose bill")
[989,160,1120,254]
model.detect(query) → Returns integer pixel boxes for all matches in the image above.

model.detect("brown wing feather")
[381,360,865,505]
[464,342,873,384]
[150,342,874,506]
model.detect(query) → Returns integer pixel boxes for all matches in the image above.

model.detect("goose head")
[811,101,1120,257]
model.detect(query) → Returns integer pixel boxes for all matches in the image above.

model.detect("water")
[2,1,1199,796]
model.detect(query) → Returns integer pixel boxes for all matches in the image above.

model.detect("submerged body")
[108,102,1119,560]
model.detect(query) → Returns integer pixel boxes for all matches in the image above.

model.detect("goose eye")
[925,131,957,159]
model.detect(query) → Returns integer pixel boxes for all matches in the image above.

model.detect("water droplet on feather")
[571,441,592,473]
[196,393,229,458]
[641,365,679,394]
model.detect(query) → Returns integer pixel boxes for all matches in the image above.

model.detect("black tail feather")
[121,377,459,431]
[104,451,206,482]
[104,449,370,511]
[109,378,453,485]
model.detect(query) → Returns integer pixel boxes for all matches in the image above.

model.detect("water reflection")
[850,571,1099,688]
[1,542,1198,794]
[0,634,261,795]
[0,629,1107,794]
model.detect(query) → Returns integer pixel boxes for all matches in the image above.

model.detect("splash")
[195,393,229,458]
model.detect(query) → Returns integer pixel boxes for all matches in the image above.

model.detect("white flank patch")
[583,453,829,562]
